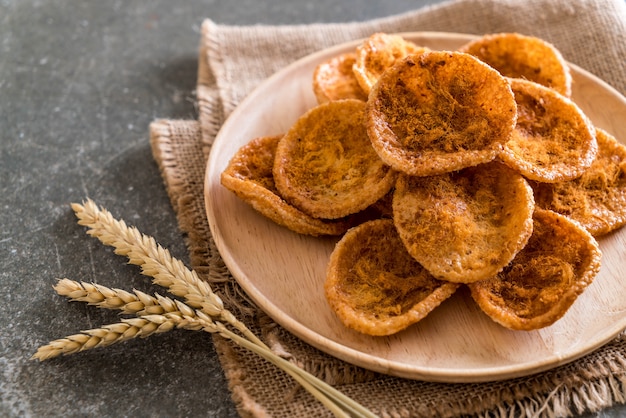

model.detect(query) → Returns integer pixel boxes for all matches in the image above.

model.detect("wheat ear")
[31,315,179,361]
[71,199,264,349]
[53,278,177,315]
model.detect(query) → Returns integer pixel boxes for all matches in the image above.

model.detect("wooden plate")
[204,32,626,383]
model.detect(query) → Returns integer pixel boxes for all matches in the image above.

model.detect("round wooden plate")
[204,32,626,383]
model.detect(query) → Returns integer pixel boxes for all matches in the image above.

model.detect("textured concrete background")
[0,0,623,416]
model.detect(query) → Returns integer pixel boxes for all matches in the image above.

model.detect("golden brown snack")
[367,51,517,176]
[393,162,534,283]
[312,52,368,104]
[325,219,460,336]
[352,32,428,95]
[459,32,572,97]
[469,209,602,331]
[499,78,597,183]
[221,135,354,236]
[273,99,397,219]
[531,128,626,236]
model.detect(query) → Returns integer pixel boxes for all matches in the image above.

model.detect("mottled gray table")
[0,1,623,416]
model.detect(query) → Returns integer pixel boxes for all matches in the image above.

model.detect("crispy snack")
[393,162,534,283]
[469,209,602,331]
[499,78,597,183]
[273,99,397,219]
[531,128,626,236]
[352,32,428,95]
[325,219,460,336]
[459,32,572,97]
[367,51,517,176]
[221,135,354,236]
[312,52,368,103]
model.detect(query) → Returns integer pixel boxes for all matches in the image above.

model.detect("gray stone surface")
[0,0,623,417]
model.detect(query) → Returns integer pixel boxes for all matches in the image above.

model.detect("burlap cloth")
[149,0,626,416]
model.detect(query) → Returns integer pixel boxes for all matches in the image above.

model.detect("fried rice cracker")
[459,32,572,97]
[468,208,602,331]
[499,78,597,183]
[367,51,517,176]
[393,162,534,283]
[221,135,354,236]
[531,128,626,236]
[325,219,460,336]
[273,99,397,219]
[352,32,428,95]
[312,52,368,104]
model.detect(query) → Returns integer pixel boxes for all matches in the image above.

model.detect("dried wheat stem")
[71,199,265,349]
[31,315,179,361]
[54,278,177,315]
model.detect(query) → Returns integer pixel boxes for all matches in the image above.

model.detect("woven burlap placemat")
[150,0,626,416]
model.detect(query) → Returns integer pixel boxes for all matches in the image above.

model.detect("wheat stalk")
[53,278,174,315]
[32,315,179,361]
[34,201,377,418]
[71,199,263,349]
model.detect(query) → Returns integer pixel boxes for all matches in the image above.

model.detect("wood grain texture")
[205,33,626,383]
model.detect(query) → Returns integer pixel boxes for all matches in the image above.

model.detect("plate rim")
[204,31,626,383]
